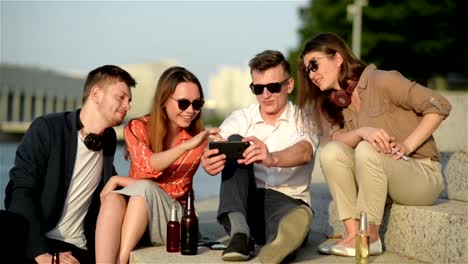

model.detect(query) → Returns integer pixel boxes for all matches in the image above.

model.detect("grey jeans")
[217,157,309,245]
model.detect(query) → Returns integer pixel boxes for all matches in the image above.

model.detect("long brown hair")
[148,66,204,153]
[297,32,366,131]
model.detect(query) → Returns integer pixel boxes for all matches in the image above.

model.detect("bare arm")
[332,129,362,148]
[100,175,139,200]
[269,140,313,167]
[334,127,395,154]
[241,137,313,168]
[148,129,219,172]
[149,143,192,172]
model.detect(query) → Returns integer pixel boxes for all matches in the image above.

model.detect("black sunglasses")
[170,97,204,111]
[304,55,332,75]
[249,78,290,95]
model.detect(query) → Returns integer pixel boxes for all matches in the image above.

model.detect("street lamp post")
[347,0,368,59]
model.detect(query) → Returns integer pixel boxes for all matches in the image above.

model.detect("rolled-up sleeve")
[124,119,163,179]
[379,71,452,118]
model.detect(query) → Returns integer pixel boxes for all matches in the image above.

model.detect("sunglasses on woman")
[304,55,332,75]
[249,78,290,95]
[170,97,204,111]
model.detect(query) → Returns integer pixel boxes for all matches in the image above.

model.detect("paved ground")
[131,198,425,263]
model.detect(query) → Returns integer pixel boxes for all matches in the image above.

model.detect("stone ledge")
[130,198,425,263]
[383,199,468,263]
[130,231,424,264]
[320,198,468,263]
[440,151,468,202]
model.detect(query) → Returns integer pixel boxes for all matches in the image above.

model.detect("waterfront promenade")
[0,92,467,263]
[131,92,468,263]
[131,196,425,264]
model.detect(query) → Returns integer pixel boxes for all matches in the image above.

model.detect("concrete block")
[316,194,468,263]
[383,199,468,263]
[446,213,468,263]
[130,230,425,264]
[440,151,468,202]
[433,93,468,152]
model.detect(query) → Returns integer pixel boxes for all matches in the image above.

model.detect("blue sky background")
[1,0,308,90]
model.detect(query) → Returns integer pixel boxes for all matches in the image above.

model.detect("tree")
[288,0,466,98]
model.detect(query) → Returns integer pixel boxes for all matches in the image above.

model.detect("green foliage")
[289,0,467,89]
[203,113,225,128]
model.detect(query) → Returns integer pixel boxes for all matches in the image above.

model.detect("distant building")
[0,61,178,139]
[207,65,256,116]
[0,64,84,134]
[120,60,177,119]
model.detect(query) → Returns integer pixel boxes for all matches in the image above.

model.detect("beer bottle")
[166,203,180,252]
[355,211,370,264]
[180,191,198,255]
[51,252,60,264]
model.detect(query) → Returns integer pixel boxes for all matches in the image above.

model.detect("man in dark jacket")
[4,65,136,263]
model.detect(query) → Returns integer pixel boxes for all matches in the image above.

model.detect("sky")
[1,0,309,91]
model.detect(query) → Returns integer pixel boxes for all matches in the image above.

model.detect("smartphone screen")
[208,141,250,159]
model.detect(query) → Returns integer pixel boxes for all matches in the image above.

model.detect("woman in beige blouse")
[296,32,451,257]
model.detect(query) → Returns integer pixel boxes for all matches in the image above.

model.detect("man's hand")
[100,176,119,202]
[201,148,226,175]
[35,252,80,264]
[239,136,276,167]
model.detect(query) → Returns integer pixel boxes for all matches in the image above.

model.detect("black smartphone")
[208,141,250,159]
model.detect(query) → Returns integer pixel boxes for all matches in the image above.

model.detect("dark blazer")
[4,109,117,259]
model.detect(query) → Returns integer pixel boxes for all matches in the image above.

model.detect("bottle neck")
[359,212,368,232]
[170,204,178,222]
[185,192,195,215]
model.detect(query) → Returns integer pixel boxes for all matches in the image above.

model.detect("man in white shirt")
[202,50,319,263]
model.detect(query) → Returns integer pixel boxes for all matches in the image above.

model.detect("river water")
[0,142,220,210]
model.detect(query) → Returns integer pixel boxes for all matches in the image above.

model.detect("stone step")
[311,189,468,263]
[129,185,467,263]
[130,148,468,263]
[432,92,468,152]
[130,198,425,264]
[440,151,468,202]
[382,199,468,263]
[130,232,425,264]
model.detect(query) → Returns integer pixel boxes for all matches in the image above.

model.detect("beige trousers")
[319,141,444,224]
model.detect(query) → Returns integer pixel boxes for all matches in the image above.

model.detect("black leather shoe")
[222,233,255,261]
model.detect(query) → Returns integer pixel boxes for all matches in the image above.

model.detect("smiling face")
[303,51,343,92]
[164,81,202,131]
[95,80,132,127]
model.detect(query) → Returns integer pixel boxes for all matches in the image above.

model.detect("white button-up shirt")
[219,101,319,205]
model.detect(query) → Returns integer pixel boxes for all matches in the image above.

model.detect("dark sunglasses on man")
[249,78,290,95]
[170,97,204,111]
